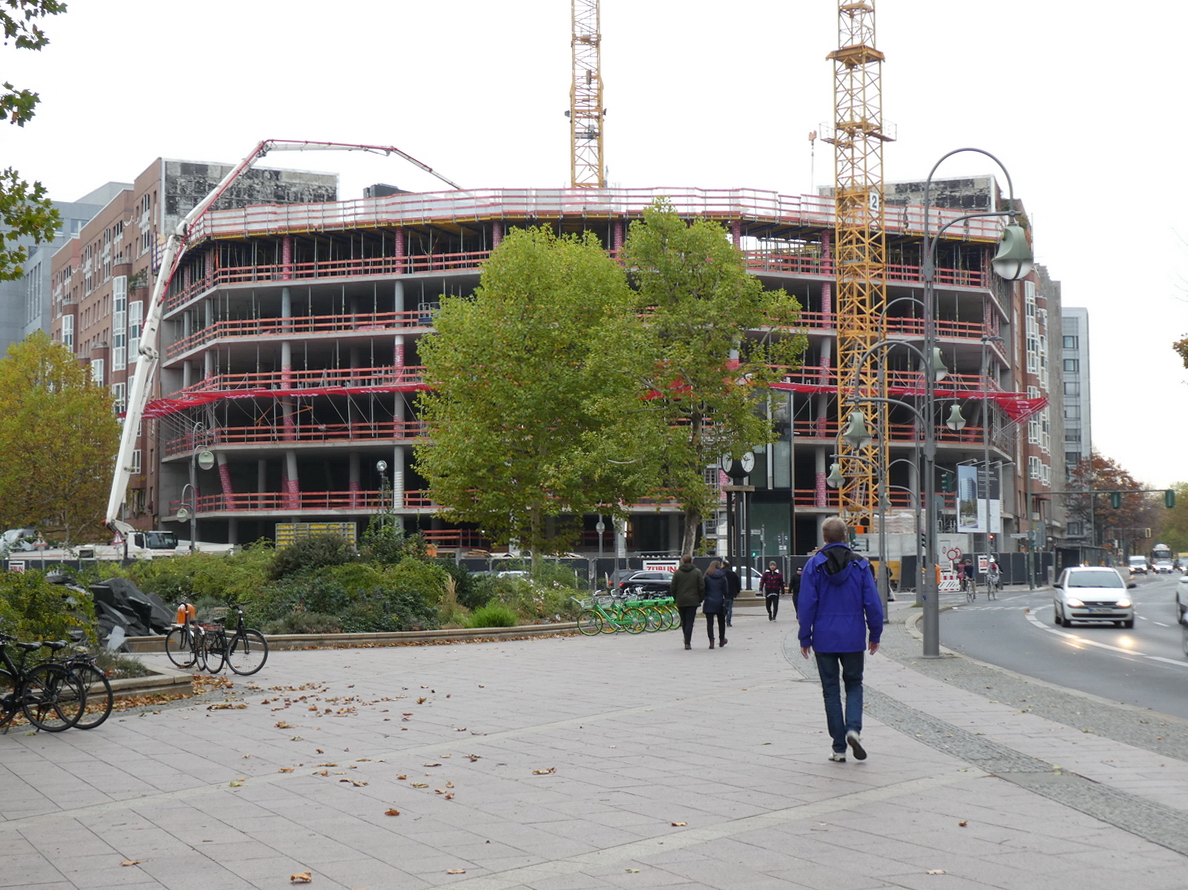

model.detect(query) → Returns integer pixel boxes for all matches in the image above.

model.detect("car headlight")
[1115,598,1132,609]
[1064,597,1084,608]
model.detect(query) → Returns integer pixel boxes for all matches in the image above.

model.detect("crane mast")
[569,0,605,188]
[827,1,892,532]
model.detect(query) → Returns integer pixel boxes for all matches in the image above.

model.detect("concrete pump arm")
[105,139,462,537]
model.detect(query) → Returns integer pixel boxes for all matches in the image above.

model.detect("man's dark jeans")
[814,651,865,753]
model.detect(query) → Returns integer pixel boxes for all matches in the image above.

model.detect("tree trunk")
[681,505,701,558]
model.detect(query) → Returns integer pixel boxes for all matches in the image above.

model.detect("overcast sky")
[5,1,1184,487]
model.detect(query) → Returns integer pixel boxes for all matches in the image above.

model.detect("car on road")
[1127,555,1149,576]
[1176,573,1188,620]
[1053,566,1134,628]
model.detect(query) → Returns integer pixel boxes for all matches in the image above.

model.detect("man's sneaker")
[829,751,846,762]
[846,730,867,761]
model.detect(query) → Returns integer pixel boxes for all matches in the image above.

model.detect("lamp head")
[842,410,873,448]
[921,347,949,382]
[945,403,967,431]
[992,224,1034,281]
[826,462,844,489]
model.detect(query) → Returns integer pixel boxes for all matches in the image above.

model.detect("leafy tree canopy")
[0,331,120,543]
[416,225,639,558]
[1,0,66,280]
[1067,453,1159,551]
[601,199,807,555]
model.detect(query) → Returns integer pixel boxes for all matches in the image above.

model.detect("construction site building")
[47,173,1060,560]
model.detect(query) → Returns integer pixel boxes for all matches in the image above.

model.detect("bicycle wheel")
[641,607,663,633]
[599,610,620,633]
[226,629,268,675]
[623,607,647,634]
[203,633,226,674]
[72,663,114,730]
[165,626,196,668]
[0,668,17,728]
[22,664,86,732]
[577,611,603,636]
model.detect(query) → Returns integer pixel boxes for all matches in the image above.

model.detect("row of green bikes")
[572,589,680,636]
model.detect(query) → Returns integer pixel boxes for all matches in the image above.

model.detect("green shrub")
[0,570,96,643]
[360,516,404,565]
[260,611,343,635]
[267,534,356,581]
[466,603,519,628]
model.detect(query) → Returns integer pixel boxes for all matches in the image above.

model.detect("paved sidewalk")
[2,601,1187,889]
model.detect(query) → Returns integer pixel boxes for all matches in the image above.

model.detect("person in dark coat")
[702,559,729,649]
[669,555,705,650]
[790,565,803,617]
[722,560,742,626]
[798,517,883,762]
[760,561,785,621]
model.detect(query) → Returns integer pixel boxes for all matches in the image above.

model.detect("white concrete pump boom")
[105,139,463,537]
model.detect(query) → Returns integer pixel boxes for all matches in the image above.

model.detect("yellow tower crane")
[826,1,893,533]
[569,0,606,188]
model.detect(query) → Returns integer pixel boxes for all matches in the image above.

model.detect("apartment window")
[111,382,126,414]
[1068,521,1083,537]
[131,449,142,474]
[1063,335,1078,349]
[113,276,127,371]
[1029,456,1042,479]
[128,301,142,361]
[1064,380,1079,396]
[1063,358,1079,373]
[61,314,73,350]
[91,358,104,385]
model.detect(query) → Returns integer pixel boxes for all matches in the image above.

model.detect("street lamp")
[920,148,1033,657]
[175,422,215,553]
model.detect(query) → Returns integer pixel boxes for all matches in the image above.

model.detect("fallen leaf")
[412,783,429,788]
[467,754,480,762]
[445,781,454,788]
[671,821,687,827]
[958,820,968,827]
[275,721,295,729]
[278,767,294,773]
[290,871,313,883]
[397,774,408,780]
[385,808,401,816]
[926,870,947,875]
[424,762,442,767]
[532,768,556,775]
[339,779,368,787]
[121,860,142,866]
[446,868,466,874]
[229,781,244,787]
[626,868,640,873]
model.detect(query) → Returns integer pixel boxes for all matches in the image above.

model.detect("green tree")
[416,226,637,560]
[600,199,806,556]
[0,332,120,543]
[1,1,66,281]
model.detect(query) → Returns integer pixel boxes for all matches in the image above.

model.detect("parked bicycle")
[0,632,86,732]
[37,641,114,730]
[165,603,268,676]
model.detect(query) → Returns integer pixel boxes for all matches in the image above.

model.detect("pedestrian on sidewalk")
[702,560,728,649]
[798,516,883,762]
[722,559,741,626]
[671,555,705,651]
[761,560,785,620]
[790,565,802,617]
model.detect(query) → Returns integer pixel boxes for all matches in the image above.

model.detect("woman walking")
[670,555,705,650]
[703,560,729,649]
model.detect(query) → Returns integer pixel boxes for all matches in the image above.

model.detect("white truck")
[2,527,233,562]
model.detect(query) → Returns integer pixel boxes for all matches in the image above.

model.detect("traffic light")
[940,471,955,493]
[1166,489,1176,509]
[1110,492,1122,509]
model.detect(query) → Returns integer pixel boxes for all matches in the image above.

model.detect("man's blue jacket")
[797,542,883,653]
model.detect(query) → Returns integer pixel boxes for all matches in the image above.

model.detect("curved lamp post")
[920,148,1033,657]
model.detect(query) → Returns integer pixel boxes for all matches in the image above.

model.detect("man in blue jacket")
[798,516,883,762]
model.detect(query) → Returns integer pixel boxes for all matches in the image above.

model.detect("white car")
[1053,566,1135,629]
[1176,573,1188,620]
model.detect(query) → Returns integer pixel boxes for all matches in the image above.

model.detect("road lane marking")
[1024,608,1188,668]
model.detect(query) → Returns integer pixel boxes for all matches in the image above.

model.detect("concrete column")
[284,450,299,510]
[492,221,503,249]
[217,451,233,509]
[281,234,293,280]
[349,452,360,509]
[393,279,405,313]
[815,447,827,507]
[394,227,405,274]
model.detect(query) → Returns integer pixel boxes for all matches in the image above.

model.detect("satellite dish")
[197,450,215,471]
